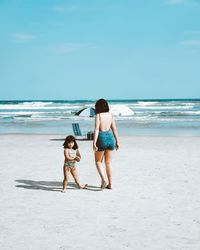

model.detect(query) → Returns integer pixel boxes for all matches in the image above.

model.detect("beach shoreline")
[1,99,200,136]
[1,132,200,137]
[0,134,200,250]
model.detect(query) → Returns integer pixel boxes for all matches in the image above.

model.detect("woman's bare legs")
[95,150,107,189]
[70,167,86,189]
[62,166,70,192]
[104,150,113,189]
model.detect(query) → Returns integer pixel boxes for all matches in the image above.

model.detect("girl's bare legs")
[70,167,86,189]
[62,166,70,192]
[95,151,107,189]
[104,150,113,189]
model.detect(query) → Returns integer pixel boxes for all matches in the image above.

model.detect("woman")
[93,99,120,190]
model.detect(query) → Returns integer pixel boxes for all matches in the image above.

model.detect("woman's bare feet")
[61,189,66,193]
[106,184,112,189]
[101,180,107,190]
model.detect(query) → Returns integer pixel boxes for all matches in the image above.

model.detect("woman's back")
[99,112,112,131]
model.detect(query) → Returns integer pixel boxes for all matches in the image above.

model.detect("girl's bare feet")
[61,189,66,193]
[78,184,88,189]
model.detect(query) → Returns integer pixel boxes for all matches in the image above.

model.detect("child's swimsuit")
[96,130,115,151]
[64,149,76,168]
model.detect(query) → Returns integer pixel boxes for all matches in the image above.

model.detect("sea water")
[0,99,200,136]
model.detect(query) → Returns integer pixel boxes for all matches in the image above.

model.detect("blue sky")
[0,0,200,100]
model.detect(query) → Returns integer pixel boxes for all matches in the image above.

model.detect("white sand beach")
[0,134,200,250]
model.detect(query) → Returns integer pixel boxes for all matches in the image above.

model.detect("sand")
[0,134,200,250]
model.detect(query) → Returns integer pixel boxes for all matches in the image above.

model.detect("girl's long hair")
[63,135,78,149]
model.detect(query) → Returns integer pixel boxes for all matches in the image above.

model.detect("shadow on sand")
[15,179,101,192]
[50,138,65,141]
[50,138,90,142]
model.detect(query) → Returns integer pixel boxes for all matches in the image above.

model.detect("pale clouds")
[185,30,200,34]
[53,4,120,12]
[166,0,186,4]
[181,29,200,45]
[51,43,94,54]
[53,5,80,12]
[165,0,200,5]
[9,33,36,43]
[180,39,200,45]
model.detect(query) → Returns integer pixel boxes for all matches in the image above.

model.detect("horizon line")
[0,98,200,102]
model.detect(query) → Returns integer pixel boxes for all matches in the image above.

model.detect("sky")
[0,0,200,100]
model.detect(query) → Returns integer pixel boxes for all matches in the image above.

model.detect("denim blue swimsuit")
[96,113,115,151]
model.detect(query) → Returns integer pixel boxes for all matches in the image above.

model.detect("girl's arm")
[93,114,100,151]
[64,149,76,161]
[111,116,120,150]
[75,149,81,162]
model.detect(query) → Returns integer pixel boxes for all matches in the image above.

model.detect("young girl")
[62,135,86,192]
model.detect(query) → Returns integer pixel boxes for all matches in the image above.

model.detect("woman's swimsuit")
[64,149,76,168]
[96,113,115,151]
[96,130,115,151]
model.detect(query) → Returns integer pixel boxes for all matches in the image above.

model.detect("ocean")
[0,99,200,136]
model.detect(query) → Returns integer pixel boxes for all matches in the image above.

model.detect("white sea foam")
[0,100,200,134]
[0,101,85,110]
[0,105,81,110]
[137,101,159,106]
[22,101,54,106]
[133,105,194,110]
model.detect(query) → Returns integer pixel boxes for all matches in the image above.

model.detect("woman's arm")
[111,116,120,150]
[93,114,100,151]
[64,149,76,161]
